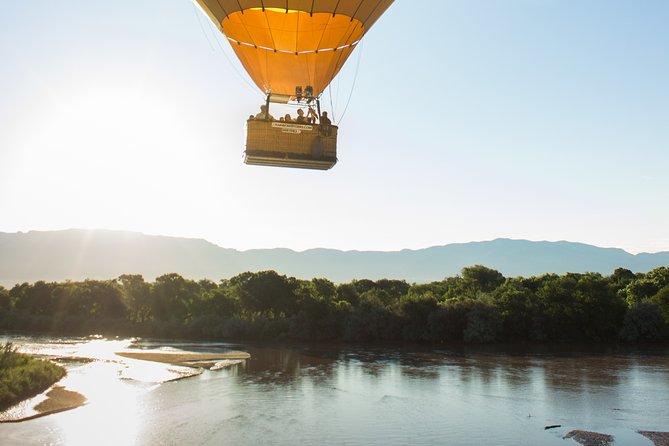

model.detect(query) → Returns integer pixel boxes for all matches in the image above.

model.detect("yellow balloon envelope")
[194,0,394,97]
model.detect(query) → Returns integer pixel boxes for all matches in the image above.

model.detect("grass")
[0,342,66,411]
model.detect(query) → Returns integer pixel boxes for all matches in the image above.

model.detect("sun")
[4,79,221,232]
[44,83,177,162]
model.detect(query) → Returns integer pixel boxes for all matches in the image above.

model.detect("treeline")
[1,266,668,343]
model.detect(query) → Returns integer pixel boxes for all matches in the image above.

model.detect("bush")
[0,343,66,411]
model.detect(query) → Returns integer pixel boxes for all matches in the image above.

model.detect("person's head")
[322,111,328,117]
[249,115,254,119]
[297,109,304,116]
[284,113,291,120]
[260,105,267,112]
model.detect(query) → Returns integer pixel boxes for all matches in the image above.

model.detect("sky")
[0,0,668,254]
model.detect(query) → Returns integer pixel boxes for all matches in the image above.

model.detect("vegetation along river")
[1,335,668,445]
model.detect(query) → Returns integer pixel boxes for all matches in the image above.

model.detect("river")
[1,335,668,445]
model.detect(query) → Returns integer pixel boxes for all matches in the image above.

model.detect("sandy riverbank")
[0,386,86,423]
[0,350,249,423]
[33,386,86,416]
[115,350,250,368]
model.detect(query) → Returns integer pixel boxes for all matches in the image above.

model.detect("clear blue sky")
[1,0,667,253]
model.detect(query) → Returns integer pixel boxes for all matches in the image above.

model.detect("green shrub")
[0,342,66,411]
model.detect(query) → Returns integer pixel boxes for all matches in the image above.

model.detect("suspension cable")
[336,39,364,126]
[191,2,216,52]
[192,2,259,96]
[200,14,264,98]
[328,83,336,123]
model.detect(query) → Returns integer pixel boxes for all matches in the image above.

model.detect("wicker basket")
[245,119,338,170]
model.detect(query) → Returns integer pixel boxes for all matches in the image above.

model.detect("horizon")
[3,227,669,289]
[3,228,667,255]
[1,1,668,255]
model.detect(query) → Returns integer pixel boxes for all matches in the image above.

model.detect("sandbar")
[564,430,614,446]
[0,386,86,423]
[115,351,250,368]
[34,386,86,414]
[639,431,669,446]
[563,430,669,446]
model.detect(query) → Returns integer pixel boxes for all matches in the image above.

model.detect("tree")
[151,273,197,322]
[350,279,376,295]
[619,301,668,341]
[574,272,626,341]
[463,300,502,343]
[398,291,438,341]
[0,286,9,315]
[200,287,240,319]
[11,281,54,315]
[427,300,470,342]
[441,276,470,300]
[343,290,401,342]
[625,279,660,307]
[336,283,359,306]
[310,278,337,301]
[229,271,297,318]
[646,267,669,287]
[493,280,534,338]
[610,268,636,288]
[625,267,669,307]
[117,275,151,322]
[289,284,339,341]
[535,274,582,341]
[374,279,410,303]
[408,282,451,301]
[652,285,669,323]
[75,280,126,319]
[461,265,505,293]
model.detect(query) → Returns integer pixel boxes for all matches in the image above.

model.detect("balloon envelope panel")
[195,0,393,96]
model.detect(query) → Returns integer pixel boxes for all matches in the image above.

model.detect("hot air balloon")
[194,0,393,170]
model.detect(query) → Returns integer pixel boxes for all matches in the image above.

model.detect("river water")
[1,335,668,445]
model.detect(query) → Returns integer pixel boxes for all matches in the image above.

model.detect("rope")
[336,40,364,126]
[191,2,216,52]
[328,83,336,123]
[201,14,264,98]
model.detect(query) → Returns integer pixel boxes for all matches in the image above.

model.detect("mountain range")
[1,230,668,287]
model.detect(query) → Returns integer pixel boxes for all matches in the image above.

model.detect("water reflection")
[1,336,668,446]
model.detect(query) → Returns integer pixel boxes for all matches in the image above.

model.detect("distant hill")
[1,230,668,287]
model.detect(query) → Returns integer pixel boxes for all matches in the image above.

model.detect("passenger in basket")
[319,111,332,126]
[255,105,274,121]
[284,113,293,122]
[295,109,307,123]
[307,106,318,124]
